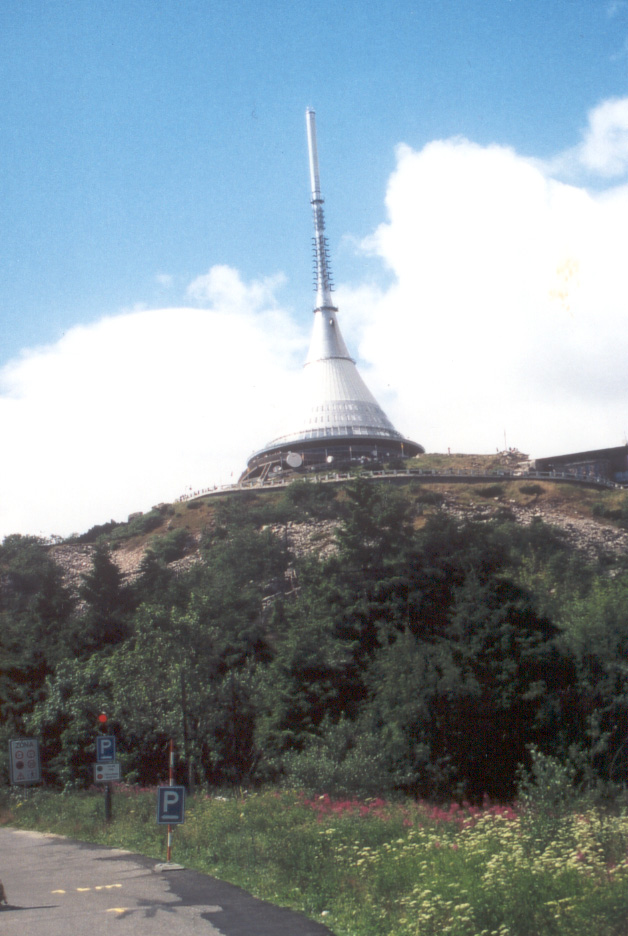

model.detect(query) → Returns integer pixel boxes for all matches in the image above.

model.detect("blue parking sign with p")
[96,736,116,763]
[157,786,185,824]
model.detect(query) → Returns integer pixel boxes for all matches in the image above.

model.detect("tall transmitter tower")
[242,110,423,481]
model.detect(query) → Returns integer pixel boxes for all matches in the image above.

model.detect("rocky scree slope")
[46,484,628,595]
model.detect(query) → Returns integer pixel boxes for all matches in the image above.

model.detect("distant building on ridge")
[241,109,424,482]
[534,445,628,484]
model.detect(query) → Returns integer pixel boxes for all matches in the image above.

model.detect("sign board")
[156,786,185,825]
[96,736,116,763]
[93,763,121,783]
[9,739,41,784]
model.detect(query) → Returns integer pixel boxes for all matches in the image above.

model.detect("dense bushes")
[72,508,169,545]
[1,481,627,802]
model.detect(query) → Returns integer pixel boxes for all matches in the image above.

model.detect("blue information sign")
[157,786,186,825]
[96,736,116,763]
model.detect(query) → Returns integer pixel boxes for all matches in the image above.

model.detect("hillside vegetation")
[1,469,628,803]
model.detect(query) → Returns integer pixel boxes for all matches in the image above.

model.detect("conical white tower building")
[242,109,423,481]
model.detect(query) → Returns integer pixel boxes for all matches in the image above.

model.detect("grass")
[413,453,511,472]
[1,787,627,936]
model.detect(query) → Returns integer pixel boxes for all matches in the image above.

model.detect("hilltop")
[46,451,628,591]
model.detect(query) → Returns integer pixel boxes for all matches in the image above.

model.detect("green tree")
[335,477,414,576]
[0,535,76,778]
[255,557,356,774]
[30,520,290,787]
[78,546,134,650]
[558,577,628,783]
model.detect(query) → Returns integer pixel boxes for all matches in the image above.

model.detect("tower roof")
[243,110,423,479]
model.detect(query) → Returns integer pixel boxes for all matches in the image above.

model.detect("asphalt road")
[0,827,335,935]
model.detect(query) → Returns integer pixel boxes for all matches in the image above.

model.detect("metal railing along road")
[176,467,623,503]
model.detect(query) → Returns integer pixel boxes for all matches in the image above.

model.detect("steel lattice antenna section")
[306,108,336,310]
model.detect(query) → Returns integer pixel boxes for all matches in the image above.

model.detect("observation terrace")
[177,465,624,504]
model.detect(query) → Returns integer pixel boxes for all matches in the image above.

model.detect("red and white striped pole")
[167,738,174,862]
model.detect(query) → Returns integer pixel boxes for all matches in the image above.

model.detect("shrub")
[519,483,544,496]
[592,502,622,520]
[282,481,340,520]
[144,529,193,564]
[74,520,122,543]
[280,720,393,798]
[413,488,445,506]
[516,746,579,818]
[476,484,504,498]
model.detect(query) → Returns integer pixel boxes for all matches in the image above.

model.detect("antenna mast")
[306,108,335,311]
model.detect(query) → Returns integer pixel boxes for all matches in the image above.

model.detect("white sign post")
[9,739,41,785]
[93,763,121,783]
[153,740,185,871]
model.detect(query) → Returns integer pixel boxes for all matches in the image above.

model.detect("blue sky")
[2,0,625,360]
[2,0,628,538]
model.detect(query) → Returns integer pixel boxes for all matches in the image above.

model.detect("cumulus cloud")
[549,96,628,178]
[0,269,304,540]
[187,264,287,309]
[576,97,628,176]
[339,129,628,458]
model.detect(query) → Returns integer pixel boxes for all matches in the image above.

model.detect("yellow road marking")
[52,883,122,894]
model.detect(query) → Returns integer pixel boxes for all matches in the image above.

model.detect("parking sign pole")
[167,738,175,862]
[104,781,112,822]
[155,783,185,872]
[97,714,114,823]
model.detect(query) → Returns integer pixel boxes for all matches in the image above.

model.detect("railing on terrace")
[176,466,623,503]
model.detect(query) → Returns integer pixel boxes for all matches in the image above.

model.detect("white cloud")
[577,97,628,176]
[187,264,287,309]
[0,269,304,540]
[338,132,628,459]
[550,96,628,179]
